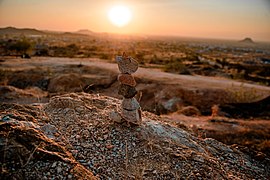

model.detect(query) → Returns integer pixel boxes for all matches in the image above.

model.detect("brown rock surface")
[116,55,139,74]
[1,93,269,179]
[0,102,96,179]
[121,97,140,111]
[121,108,142,124]
[118,73,136,87]
[118,84,137,98]
[0,85,48,104]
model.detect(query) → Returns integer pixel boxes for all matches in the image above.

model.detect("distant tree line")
[0,38,32,57]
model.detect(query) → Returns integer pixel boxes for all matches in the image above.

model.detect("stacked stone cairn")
[115,53,142,125]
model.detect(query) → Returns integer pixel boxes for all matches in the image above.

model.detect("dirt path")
[2,57,270,94]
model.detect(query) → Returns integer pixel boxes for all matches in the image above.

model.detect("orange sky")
[0,0,270,41]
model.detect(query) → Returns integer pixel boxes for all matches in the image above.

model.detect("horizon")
[0,0,270,42]
[2,26,270,43]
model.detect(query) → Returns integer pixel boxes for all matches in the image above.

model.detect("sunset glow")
[108,5,132,27]
[0,0,269,41]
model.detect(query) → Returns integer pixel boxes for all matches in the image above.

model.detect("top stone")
[116,53,139,74]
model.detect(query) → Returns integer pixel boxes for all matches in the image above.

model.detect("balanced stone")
[121,108,142,124]
[118,73,136,87]
[116,55,139,74]
[118,84,137,98]
[122,98,140,111]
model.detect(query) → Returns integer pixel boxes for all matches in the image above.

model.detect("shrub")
[163,60,190,75]
[8,39,32,55]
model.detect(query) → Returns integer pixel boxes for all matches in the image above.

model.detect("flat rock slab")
[118,73,136,87]
[118,84,137,98]
[122,97,140,111]
[116,56,138,74]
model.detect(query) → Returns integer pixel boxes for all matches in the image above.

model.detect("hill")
[0,27,93,37]
[239,37,254,44]
[76,29,95,35]
[1,93,269,179]
[0,27,46,35]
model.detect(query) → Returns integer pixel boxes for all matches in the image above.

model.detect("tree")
[9,39,32,55]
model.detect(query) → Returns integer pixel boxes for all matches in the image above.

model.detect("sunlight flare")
[108,5,132,27]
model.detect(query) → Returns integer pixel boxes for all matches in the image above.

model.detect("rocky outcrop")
[1,93,269,179]
[220,95,270,118]
[0,102,96,179]
[0,85,48,104]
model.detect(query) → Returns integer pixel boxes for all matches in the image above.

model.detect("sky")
[0,0,270,41]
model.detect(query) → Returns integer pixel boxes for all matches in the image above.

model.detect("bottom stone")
[121,108,142,124]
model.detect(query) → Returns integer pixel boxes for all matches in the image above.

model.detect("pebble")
[52,162,57,168]
[116,56,139,74]
[56,166,62,173]
[1,115,11,121]
[68,174,73,179]
[40,124,58,139]
[122,98,140,111]
[118,84,137,98]
[118,73,136,87]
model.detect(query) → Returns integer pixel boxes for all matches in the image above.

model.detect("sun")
[108,5,132,27]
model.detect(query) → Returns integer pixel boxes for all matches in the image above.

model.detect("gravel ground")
[1,92,269,179]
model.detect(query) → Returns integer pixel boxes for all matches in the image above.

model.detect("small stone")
[118,73,136,87]
[68,174,73,179]
[106,144,114,149]
[121,108,142,124]
[41,124,58,139]
[56,166,62,173]
[1,115,11,122]
[118,84,137,98]
[109,111,123,123]
[52,162,57,168]
[122,98,140,111]
[116,55,139,74]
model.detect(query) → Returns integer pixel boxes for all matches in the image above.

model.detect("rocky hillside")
[1,93,269,179]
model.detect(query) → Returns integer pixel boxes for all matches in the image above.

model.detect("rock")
[56,166,62,173]
[48,73,84,93]
[177,106,201,116]
[109,111,123,123]
[122,98,140,111]
[40,124,58,139]
[1,115,11,122]
[121,108,142,124]
[116,56,139,74]
[1,93,269,179]
[118,84,137,98]
[118,73,136,87]
[52,162,57,168]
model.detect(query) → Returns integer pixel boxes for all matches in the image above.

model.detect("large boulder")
[1,93,268,179]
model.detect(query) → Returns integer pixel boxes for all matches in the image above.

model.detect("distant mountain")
[239,37,254,44]
[0,27,45,35]
[75,29,94,35]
